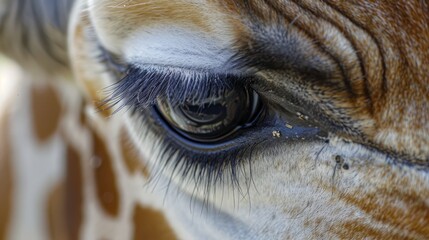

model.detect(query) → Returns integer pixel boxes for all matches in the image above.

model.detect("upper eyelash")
[104,65,252,112]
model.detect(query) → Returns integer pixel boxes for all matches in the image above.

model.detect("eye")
[106,64,327,196]
[155,86,263,143]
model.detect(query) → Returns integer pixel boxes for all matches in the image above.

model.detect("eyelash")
[106,65,253,109]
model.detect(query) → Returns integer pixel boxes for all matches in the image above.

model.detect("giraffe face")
[69,0,429,238]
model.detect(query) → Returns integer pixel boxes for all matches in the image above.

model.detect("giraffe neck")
[0,59,176,239]
[0,1,178,235]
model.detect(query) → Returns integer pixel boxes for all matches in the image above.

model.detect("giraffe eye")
[155,87,263,143]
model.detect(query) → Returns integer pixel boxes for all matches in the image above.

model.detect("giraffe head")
[9,0,426,238]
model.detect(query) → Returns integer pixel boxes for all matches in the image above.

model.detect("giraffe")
[1,0,429,239]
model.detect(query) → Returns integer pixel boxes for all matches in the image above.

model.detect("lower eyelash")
[128,104,274,207]
[149,122,268,207]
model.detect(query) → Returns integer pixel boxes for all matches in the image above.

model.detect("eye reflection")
[156,87,262,143]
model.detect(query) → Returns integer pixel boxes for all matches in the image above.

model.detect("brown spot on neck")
[46,182,69,240]
[120,128,150,177]
[65,144,84,240]
[132,204,177,240]
[0,109,14,240]
[92,131,121,216]
[31,85,62,142]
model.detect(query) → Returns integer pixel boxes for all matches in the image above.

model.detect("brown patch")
[31,85,62,142]
[92,131,121,216]
[46,182,68,240]
[320,171,429,239]
[132,204,177,240]
[341,189,429,238]
[120,128,150,177]
[65,144,84,240]
[0,110,13,240]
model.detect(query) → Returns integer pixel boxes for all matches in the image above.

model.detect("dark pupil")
[156,87,258,142]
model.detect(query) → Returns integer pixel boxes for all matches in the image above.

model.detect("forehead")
[86,0,428,24]
[86,0,429,50]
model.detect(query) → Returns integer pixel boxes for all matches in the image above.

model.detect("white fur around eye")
[122,26,235,71]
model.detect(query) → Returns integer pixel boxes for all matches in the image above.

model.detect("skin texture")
[0,0,428,239]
